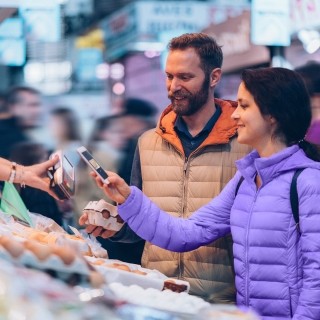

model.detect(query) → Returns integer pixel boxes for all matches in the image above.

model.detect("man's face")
[165,48,210,117]
[11,91,42,128]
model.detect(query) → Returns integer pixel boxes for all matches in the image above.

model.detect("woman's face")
[232,82,275,150]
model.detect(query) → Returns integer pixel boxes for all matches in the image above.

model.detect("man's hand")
[79,212,117,238]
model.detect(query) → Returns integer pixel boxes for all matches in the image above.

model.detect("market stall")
[0,194,260,320]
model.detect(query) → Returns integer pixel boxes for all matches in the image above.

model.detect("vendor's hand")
[91,171,131,204]
[78,212,117,238]
[23,156,60,199]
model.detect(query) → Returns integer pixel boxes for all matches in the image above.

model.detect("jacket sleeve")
[118,173,241,252]
[293,169,320,320]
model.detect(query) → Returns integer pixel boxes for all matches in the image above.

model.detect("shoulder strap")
[235,171,304,232]
[235,176,244,197]
[290,168,305,232]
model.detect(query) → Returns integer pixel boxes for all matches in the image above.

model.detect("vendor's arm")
[0,156,59,199]
[93,171,237,252]
[292,169,320,320]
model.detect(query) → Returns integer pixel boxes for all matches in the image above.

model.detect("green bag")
[0,182,33,227]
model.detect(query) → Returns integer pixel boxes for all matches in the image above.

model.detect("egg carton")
[0,246,91,282]
[86,257,189,293]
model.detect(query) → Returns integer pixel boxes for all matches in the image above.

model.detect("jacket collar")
[236,145,320,185]
[155,98,239,155]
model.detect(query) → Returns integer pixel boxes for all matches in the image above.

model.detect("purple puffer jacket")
[118,145,320,320]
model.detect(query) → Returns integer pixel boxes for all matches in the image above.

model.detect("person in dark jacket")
[0,91,28,160]
[295,61,320,145]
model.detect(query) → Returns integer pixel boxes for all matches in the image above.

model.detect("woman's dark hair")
[241,67,319,161]
[168,33,223,77]
[10,142,48,165]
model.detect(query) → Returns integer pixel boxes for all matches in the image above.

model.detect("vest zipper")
[179,156,189,279]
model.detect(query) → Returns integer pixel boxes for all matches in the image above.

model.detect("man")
[0,86,42,159]
[80,33,251,303]
[0,91,29,159]
[7,86,42,130]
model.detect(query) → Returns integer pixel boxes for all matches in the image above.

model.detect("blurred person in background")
[48,107,84,228]
[0,86,42,194]
[298,62,320,143]
[10,142,65,227]
[295,61,320,145]
[7,86,42,131]
[0,90,28,160]
[117,98,157,184]
[85,99,157,264]
[81,33,251,302]
[49,107,83,166]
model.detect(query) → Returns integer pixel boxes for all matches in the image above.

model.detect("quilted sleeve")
[117,173,242,252]
[293,168,320,320]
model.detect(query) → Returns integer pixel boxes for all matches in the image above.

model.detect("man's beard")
[169,75,210,116]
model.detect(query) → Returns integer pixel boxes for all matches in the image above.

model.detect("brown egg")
[24,240,52,261]
[0,236,24,258]
[92,259,106,266]
[52,245,76,265]
[107,263,131,272]
[28,231,50,244]
[45,234,58,245]
[89,271,106,288]
[131,269,147,276]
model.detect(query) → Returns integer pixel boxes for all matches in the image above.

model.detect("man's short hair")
[5,86,40,105]
[168,32,223,75]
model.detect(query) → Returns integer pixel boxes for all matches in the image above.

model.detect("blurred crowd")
[0,59,319,267]
[0,86,157,240]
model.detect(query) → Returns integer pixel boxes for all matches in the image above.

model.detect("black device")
[48,150,75,200]
[77,146,108,182]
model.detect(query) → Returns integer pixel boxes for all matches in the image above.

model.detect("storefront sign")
[136,2,209,35]
[291,0,320,32]
[251,0,291,46]
[101,1,210,61]
[203,11,270,72]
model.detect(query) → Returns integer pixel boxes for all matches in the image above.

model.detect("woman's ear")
[269,115,277,125]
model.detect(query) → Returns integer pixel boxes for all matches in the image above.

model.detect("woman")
[82,68,320,319]
[49,107,82,166]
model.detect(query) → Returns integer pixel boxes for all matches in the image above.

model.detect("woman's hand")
[91,171,131,204]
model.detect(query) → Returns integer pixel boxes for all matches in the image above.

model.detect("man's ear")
[210,68,222,88]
